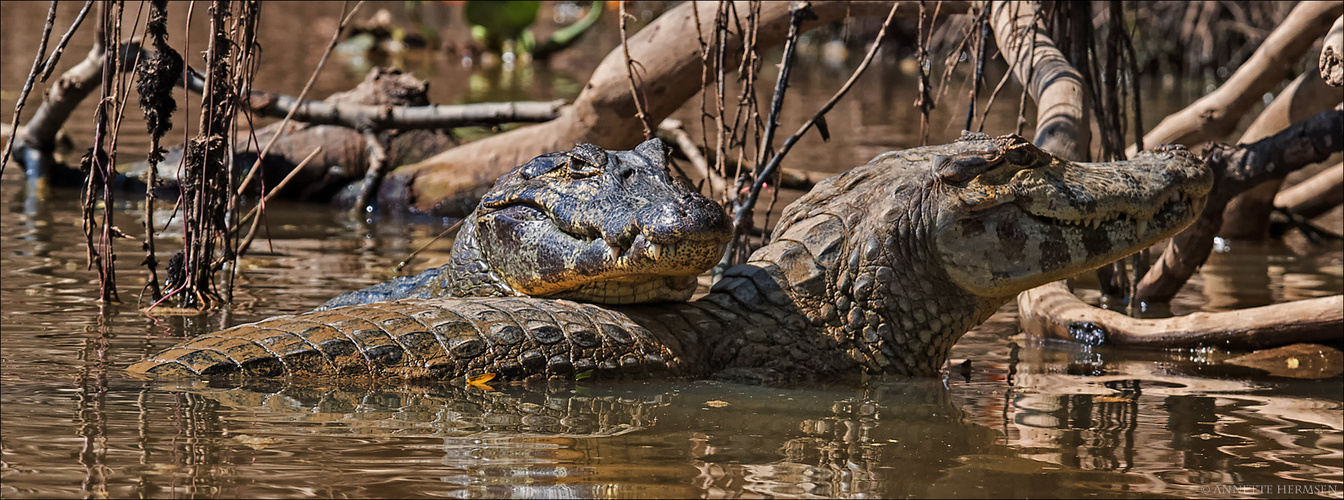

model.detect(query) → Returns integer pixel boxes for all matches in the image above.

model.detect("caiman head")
[760,131,1212,375]
[926,133,1212,297]
[449,139,732,304]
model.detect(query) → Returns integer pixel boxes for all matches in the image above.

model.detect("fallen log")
[376,1,971,217]
[1019,282,1342,351]
[130,68,461,201]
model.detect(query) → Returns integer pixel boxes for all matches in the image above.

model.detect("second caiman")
[129,133,1212,381]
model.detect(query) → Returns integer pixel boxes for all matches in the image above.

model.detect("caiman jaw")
[1023,186,1199,241]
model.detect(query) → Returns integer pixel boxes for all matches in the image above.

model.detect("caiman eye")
[935,154,995,183]
[563,156,603,179]
[1004,145,1035,166]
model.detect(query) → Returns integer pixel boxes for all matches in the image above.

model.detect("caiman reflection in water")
[129,368,1335,499]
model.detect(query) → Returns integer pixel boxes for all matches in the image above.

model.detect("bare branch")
[1,1,59,177]
[1275,161,1343,219]
[1019,282,1342,350]
[1131,1,1342,156]
[183,67,567,133]
[1136,106,1344,303]
[990,0,1088,160]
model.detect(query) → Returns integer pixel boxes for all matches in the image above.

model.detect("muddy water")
[3,2,1343,499]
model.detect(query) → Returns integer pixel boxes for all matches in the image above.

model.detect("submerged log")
[135,68,462,201]
[1224,343,1343,379]
[1019,282,1342,351]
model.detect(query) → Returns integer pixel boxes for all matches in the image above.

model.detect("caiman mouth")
[1020,187,1200,241]
[478,202,726,302]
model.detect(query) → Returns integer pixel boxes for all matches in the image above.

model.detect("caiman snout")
[639,192,733,245]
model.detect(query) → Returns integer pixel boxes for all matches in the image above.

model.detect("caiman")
[129,133,1213,381]
[320,139,733,308]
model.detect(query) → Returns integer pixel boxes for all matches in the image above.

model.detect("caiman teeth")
[601,239,620,260]
[649,243,663,260]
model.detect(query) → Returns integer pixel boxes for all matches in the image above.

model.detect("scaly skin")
[129,133,1213,381]
[321,139,732,309]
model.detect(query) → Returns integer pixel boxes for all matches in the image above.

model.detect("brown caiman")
[320,139,732,308]
[129,133,1213,381]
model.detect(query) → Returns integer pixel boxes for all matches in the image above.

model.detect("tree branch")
[378,1,970,217]
[1321,15,1343,86]
[1130,1,1342,156]
[990,0,1088,160]
[1019,282,1342,350]
[1217,66,1342,240]
[1135,106,1344,303]
[184,67,566,132]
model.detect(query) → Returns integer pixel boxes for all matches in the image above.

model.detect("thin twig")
[753,2,811,173]
[391,219,464,275]
[718,1,900,270]
[1,1,59,177]
[235,0,364,196]
[965,3,989,131]
[235,146,324,258]
[619,1,654,140]
[40,0,95,82]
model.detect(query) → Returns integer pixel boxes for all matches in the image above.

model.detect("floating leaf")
[575,369,595,381]
[231,433,275,450]
[705,400,730,408]
[467,372,497,390]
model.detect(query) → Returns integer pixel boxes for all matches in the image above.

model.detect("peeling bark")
[1321,15,1343,86]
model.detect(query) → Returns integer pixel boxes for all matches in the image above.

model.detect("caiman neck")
[616,205,1007,379]
[714,178,1006,377]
